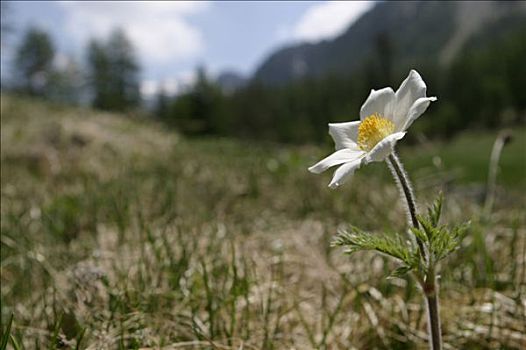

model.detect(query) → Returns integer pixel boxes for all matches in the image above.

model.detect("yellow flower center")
[357,113,395,151]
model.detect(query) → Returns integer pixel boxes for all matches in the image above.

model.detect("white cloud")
[58,1,209,64]
[141,78,182,98]
[162,79,180,96]
[293,1,374,42]
[140,70,197,98]
[140,80,160,97]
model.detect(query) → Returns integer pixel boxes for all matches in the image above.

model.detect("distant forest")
[164,30,525,143]
[5,21,526,144]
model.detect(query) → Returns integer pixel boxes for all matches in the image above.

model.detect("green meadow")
[1,95,525,349]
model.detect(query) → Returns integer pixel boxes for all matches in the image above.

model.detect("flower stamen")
[357,113,395,151]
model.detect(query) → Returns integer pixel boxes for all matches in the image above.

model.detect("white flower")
[308,70,436,188]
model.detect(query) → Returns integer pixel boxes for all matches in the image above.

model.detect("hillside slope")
[1,95,177,180]
[253,1,526,86]
[1,96,525,348]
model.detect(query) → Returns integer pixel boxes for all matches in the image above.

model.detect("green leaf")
[332,226,415,266]
[428,192,444,227]
[406,192,470,264]
[430,221,470,261]
[410,226,428,243]
[387,265,413,279]
[417,214,439,241]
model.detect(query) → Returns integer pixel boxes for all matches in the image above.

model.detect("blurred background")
[1,1,526,349]
[2,1,525,141]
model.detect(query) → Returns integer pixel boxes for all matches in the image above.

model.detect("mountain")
[216,71,246,94]
[253,1,526,86]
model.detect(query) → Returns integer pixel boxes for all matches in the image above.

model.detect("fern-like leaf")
[332,226,416,267]
[387,265,413,279]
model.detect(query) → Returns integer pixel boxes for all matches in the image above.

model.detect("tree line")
[9,25,525,143]
[158,31,525,143]
[10,27,140,111]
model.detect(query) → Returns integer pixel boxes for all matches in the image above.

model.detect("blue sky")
[2,1,375,96]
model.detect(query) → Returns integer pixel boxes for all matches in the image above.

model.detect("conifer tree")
[86,28,140,111]
[14,27,55,96]
[106,29,140,110]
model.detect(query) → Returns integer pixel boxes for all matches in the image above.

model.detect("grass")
[405,127,526,189]
[1,95,525,349]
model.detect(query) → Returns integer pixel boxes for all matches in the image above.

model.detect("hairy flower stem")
[387,152,442,350]
[386,153,426,259]
[425,276,442,350]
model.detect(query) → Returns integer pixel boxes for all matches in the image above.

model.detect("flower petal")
[365,132,406,162]
[308,149,365,174]
[399,96,437,131]
[393,70,427,130]
[328,158,363,189]
[360,87,395,120]
[328,121,361,150]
